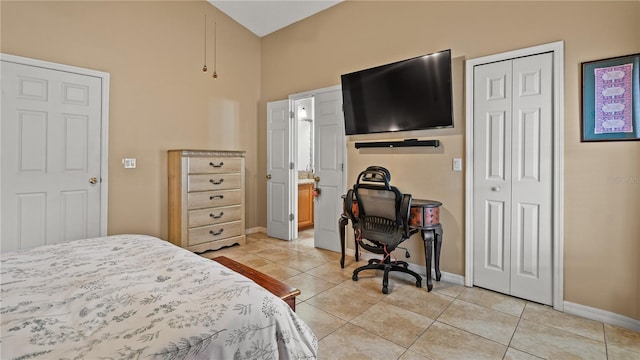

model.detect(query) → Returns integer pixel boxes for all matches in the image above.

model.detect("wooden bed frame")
[212,256,300,311]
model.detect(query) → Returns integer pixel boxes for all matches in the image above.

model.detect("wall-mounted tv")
[341,49,453,136]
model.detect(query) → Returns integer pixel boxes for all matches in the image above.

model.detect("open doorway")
[294,97,315,233]
[266,86,345,250]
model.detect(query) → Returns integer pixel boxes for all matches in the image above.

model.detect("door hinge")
[289,213,295,221]
[340,163,344,171]
[290,162,295,170]
[290,110,295,119]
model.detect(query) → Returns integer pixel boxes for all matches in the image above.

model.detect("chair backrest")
[344,167,412,250]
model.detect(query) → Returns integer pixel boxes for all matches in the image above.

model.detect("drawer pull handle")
[209,195,224,200]
[209,161,224,168]
[209,212,224,219]
[209,229,224,236]
[210,179,224,185]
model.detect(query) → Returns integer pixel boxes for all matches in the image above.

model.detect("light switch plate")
[453,158,462,171]
[123,158,136,169]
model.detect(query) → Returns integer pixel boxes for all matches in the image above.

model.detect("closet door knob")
[491,186,501,192]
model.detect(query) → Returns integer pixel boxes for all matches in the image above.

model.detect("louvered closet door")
[473,52,553,305]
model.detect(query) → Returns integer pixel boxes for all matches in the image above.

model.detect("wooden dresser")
[168,149,246,252]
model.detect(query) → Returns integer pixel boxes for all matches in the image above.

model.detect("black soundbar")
[354,139,440,149]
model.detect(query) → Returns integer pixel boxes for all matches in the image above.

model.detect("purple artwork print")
[594,63,634,134]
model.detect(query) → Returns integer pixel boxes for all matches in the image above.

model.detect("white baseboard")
[564,301,640,332]
[259,233,639,332]
[245,227,267,235]
[344,248,464,286]
[345,250,639,331]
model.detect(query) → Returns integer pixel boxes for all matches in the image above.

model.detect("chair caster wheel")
[352,274,358,281]
[416,280,422,288]
[382,286,389,294]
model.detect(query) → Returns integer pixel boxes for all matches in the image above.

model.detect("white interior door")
[1,59,104,251]
[472,59,513,295]
[473,52,553,305]
[266,100,293,240]
[313,88,345,252]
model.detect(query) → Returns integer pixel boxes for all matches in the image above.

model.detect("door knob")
[266,174,272,180]
[314,176,320,182]
[89,177,98,184]
[491,186,500,192]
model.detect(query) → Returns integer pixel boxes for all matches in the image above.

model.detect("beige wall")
[259,1,640,320]
[1,1,262,237]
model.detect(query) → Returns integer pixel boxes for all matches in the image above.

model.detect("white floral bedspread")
[0,234,317,360]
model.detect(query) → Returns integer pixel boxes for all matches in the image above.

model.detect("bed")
[0,234,317,359]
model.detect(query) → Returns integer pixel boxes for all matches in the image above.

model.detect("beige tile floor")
[202,231,640,360]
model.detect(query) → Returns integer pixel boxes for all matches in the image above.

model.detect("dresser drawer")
[188,174,241,192]
[188,205,242,227]
[188,189,242,210]
[188,221,243,246]
[188,157,242,174]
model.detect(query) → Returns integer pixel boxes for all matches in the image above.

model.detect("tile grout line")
[227,233,636,359]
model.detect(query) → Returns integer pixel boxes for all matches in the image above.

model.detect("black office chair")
[343,166,422,294]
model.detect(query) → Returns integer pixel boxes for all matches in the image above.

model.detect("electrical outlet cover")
[123,158,136,169]
[453,158,462,171]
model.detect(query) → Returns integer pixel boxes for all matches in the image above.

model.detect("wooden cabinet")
[168,150,246,252]
[298,183,314,229]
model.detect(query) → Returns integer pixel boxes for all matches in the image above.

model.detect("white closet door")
[1,61,102,251]
[473,52,553,305]
[473,59,514,295]
[510,53,553,304]
[266,100,293,240]
[313,88,345,252]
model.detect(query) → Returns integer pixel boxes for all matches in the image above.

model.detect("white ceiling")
[208,0,342,37]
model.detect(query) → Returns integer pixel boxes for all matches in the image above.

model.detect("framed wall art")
[581,53,640,142]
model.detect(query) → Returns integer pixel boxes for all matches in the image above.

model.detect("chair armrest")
[343,189,357,223]
[400,194,412,235]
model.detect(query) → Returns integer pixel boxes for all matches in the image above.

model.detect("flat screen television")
[341,49,453,136]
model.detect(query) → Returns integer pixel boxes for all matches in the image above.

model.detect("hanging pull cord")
[202,14,208,73]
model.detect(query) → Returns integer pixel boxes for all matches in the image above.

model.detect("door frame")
[464,41,564,310]
[0,53,110,237]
